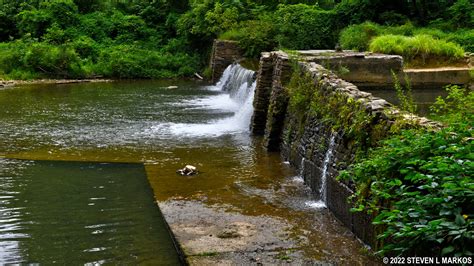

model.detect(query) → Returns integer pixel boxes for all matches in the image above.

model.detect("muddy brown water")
[0,72,378,264]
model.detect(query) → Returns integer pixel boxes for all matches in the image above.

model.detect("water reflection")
[0,159,180,264]
[0,68,376,263]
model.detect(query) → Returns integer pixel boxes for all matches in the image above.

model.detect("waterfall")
[319,133,337,204]
[216,63,256,104]
[162,63,256,137]
[305,133,336,209]
[215,64,256,130]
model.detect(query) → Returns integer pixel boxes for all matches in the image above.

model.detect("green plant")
[430,85,474,123]
[448,0,474,28]
[287,67,375,154]
[275,4,340,50]
[340,87,474,257]
[369,34,465,64]
[219,12,277,58]
[341,123,473,257]
[445,29,474,53]
[339,22,382,51]
[391,70,417,114]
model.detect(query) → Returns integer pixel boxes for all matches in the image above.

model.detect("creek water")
[0,160,180,264]
[361,86,449,116]
[0,65,374,264]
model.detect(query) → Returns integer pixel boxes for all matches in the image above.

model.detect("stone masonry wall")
[210,40,244,83]
[250,53,274,135]
[297,50,403,87]
[252,51,440,247]
[261,52,293,150]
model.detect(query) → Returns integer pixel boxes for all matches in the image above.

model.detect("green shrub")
[96,45,199,79]
[341,123,473,257]
[448,0,474,28]
[339,22,382,51]
[339,20,473,53]
[275,4,340,50]
[219,29,244,41]
[383,22,415,36]
[16,1,80,38]
[0,41,87,78]
[431,85,474,123]
[177,0,252,38]
[446,29,474,53]
[369,34,465,63]
[78,11,114,42]
[22,42,84,78]
[340,87,474,257]
[70,35,99,60]
[220,13,277,58]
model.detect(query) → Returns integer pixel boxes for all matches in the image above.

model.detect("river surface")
[0,66,378,264]
[361,86,448,116]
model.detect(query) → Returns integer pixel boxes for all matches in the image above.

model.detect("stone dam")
[210,40,468,248]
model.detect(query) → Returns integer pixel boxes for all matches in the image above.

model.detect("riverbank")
[0,79,114,88]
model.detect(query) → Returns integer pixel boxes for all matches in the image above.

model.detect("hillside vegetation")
[0,0,472,79]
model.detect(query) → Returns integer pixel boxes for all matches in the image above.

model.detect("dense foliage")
[340,87,474,257]
[339,21,473,57]
[0,0,198,79]
[0,0,471,78]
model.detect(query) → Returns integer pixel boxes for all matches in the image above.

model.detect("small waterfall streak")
[293,157,305,183]
[305,133,336,209]
[319,133,337,205]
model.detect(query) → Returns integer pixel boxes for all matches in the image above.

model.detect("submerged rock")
[176,165,198,176]
[217,228,241,239]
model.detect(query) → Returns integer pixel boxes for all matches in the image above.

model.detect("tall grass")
[369,34,465,64]
[339,22,474,53]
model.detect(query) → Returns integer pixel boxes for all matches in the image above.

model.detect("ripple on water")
[0,160,181,264]
[0,77,377,264]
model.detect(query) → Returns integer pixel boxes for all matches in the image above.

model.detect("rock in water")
[176,165,198,176]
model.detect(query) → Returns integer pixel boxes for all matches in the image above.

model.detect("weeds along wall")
[250,51,440,246]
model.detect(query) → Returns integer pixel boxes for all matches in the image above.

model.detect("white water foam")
[150,64,256,137]
[305,200,327,209]
[174,94,240,112]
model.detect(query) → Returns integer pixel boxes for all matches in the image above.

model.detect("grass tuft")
[369,34,465,66]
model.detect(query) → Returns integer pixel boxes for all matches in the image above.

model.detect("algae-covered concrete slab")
[404,67,472,87]
[158,200,314,265]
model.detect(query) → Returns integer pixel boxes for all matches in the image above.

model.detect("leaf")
[455,214,466,225]
[441,246,455,255]
[439,209,452,216]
